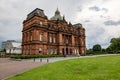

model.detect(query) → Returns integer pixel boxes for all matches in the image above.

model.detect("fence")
[33,58,49,63]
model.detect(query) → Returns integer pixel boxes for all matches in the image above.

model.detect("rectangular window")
[74,49,76,54]
[40,34,43,41]
[50,49,53,54]
[66,39,68,44]
[30,35,32,41]
[53,37,56,43]
[30,32,32,41]
[54,49,57,54]
[50,36,52,43]
[47,48,49,55]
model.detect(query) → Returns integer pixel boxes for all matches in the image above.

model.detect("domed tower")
[50,8,63,21]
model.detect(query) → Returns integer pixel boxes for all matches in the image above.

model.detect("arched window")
[39,48,42,54]
[40,22,42,25]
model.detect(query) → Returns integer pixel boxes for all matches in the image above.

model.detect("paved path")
[0,58,46,80]
[0,54,119,80]
[31,54,120,63]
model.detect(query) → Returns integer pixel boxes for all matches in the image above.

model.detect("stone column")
[72,35,75,46]
[34,44,39,55]
[58,33,63,55]
[36,30,39,40]
[43,45,47,55]
[33,29,38,41]
[58,33,62,45]
[43,32,48,43]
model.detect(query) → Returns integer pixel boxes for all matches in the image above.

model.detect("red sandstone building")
[22,8,86,56]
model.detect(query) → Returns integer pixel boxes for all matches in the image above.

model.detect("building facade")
[2,40,21,54]
[22,8,86,56]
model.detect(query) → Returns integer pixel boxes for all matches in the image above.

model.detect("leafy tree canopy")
[93,44,102,52]
[108,37,120,51]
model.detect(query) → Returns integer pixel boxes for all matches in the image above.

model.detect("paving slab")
[0,58,46,80]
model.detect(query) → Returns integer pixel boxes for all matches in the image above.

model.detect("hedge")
[10,54,63,59]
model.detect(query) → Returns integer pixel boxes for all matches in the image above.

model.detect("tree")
[93,44,102,52]
[102,49,106,52]
[108,37,120,52]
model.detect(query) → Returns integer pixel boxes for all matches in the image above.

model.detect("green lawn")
[6,55,120,80]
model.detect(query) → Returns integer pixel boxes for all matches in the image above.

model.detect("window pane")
[40,34,43,41]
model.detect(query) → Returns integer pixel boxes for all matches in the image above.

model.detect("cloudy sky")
[0,0,120,49]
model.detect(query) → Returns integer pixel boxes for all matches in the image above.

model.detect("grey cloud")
[104,20,120,26]
[84,20,91,23]
[100,15,111,19]
[77,6,83,12]
[102,8,108,12]
[89,6,101,11]
[89,6,108,12]
[0,18,22,40]
[100,15,105,18]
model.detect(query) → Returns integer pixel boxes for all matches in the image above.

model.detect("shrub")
[10,54,63,59]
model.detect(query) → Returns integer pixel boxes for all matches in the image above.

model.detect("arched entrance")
[66,48,68,55]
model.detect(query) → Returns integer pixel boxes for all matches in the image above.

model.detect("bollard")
[47,58,49,63]
[40,58,42,62]
[34,58,35,62]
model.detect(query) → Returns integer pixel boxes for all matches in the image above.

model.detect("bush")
[86,50,108,55]
[107,51,115,54]
[93,51,108,54]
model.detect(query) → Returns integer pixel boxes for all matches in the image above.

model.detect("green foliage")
[93,44,102,52]
[102,49,106,52]
[86,47,107,55]
[86,49,94,55]
[6,55,120,80]
[86,50,107,55]
[105,37,120,53]
[10,55,63,59]
[108,37,120,52]
[93,51,107,54]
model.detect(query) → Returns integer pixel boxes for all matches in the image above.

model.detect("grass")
[6,55,120,80]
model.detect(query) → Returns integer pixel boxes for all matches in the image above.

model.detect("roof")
[73,23,83,28]
[26,8,46,20]
[12,42,21,48]
[50,15,63,20]
[50,8,63,21]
